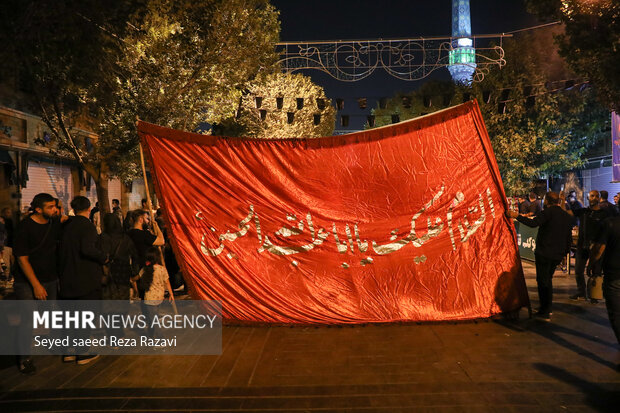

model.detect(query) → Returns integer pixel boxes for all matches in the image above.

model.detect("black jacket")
[59,215,107,298]
[573,207,612,249]
[599,200,619,217]
[517,205,573,261]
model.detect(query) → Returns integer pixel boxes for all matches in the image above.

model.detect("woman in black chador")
[99,213,139,300]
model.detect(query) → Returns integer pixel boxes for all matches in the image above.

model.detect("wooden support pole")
[139,142,155,225]
[138,123,178,314]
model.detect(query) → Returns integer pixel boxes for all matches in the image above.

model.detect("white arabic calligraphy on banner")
[198,186,496,265]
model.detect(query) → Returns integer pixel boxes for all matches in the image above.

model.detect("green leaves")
[96,0,281,180]
[368,28,609,195]
[528,0,620,112]
[217,72,336,139]
[1,0,282,185]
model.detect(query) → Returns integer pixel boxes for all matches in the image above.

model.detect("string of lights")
[244,79,587,107]
[77,13,574,126]
[239,78,590,126]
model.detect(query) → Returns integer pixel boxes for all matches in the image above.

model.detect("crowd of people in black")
[507,189,620,350]
[2,189,619,374]
[0,193,184,374]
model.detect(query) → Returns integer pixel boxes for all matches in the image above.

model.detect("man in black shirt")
[59,196,108,300]
[524,192,542,217]
[599,190,618,217]
[13,193,61,374]
[14,194,61,300]
[518,195,530,214]
[59,196,107,365]
[127,209,164,268]
[507,191,573,321]
[569,190,612,300]
[590,216,620,345]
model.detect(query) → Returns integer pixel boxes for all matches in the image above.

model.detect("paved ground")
[0,260,618,412]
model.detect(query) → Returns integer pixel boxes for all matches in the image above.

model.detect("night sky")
[271,0,539,131]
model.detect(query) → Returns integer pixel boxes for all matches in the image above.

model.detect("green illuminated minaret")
[448,0,476,84]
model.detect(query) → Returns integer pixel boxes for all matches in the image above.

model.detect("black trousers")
[574,248,589,296]
[61,288,102,355]
[535,253,562,314]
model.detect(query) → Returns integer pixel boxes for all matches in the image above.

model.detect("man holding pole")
[506,191,574,321]
[127,209,165,270]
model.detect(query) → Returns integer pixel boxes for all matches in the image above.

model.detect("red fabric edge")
[138,134,202,302]
[469,100,530,311]
[138,100,531,322]
[137,102,474,148]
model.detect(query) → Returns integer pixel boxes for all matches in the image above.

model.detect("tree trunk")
[121,182,131,215]
[94,174,110,215]
[82,162,111,215]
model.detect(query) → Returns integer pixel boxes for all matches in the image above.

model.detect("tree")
[526,0,620,112]
[370,28,609,195]
[99,0,281,183]
[1,0,281,208]
[370,81,456,129]
[0,0,136,213]
[216,72,336,139]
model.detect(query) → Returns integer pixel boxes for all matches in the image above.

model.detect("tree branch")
[51,99,84,165]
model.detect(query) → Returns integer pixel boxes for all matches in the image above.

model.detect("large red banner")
[139,101,529,324]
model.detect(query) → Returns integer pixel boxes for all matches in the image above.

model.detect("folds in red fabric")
[138,100,529,324]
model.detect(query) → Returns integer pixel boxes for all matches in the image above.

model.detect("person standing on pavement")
[566,190,583,213]
[59,196,108,300]
[127,209,165,300]
[89,201,102,234]
[518,195,530,214]
[12,193,62,374]
[524,192,542,217]
[58,196,108,365]
[132,247,174,337]
[568,190,612,301]
[565,190,582,228]
[112,199,123,225]
[506,191,573,321]
[127,209,165,269]
[99,213,139,300]
[1,207,15,248]
[599,190,618,217]
[0,218,13,287]
[589,215,620,346]
[557,191,570,273]
[89,201,99,222]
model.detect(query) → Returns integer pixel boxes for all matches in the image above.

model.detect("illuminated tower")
[448,0,476,84]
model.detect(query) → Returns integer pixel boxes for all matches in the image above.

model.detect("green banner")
[515,221,538,261]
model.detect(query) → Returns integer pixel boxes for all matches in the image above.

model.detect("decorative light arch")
[277,33,509,83]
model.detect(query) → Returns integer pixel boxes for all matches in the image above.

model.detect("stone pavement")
[0,260,618,412]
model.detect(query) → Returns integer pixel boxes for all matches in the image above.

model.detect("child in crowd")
[132,247,174,335]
